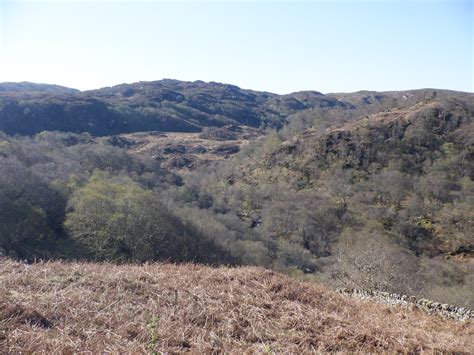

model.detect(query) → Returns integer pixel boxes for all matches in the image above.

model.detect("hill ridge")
[1,79,472,136]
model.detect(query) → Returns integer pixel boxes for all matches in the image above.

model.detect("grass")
[0,257,472,353]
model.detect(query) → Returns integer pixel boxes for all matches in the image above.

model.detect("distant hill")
[1,258,471,353]
[327,89,474,113]
[2,79,470,137]
[0,79,346,136]
[0,82,79,94]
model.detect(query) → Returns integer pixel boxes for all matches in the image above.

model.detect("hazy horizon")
[0,0,472,93]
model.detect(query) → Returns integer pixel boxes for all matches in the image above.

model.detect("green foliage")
[147,315,160,354]
[64,171,228,263]
[66,172,158,261]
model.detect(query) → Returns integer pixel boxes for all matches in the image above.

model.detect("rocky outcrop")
[107,135,137,148]
[212,144,240,156]
[0,79,350,136]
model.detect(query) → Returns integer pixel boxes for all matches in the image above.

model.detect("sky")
[0,0,472,94]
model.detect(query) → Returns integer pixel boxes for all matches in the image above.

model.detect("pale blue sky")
[0,0,472,93]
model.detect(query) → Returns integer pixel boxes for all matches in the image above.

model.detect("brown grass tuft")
[0,257,472,353]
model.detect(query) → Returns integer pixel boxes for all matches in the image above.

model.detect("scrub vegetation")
[0,80,472,351]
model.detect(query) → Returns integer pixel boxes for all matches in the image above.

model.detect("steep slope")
[86,80,347,128]
[1,258,472,353]
[175,96,473,305]
[0,92,131,136]
[0,80,346,136]
[4,80,469,137]
[215,98,473,255]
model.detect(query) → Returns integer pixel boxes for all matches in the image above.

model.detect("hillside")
[0,81,472,312]
[0,80,346,136]
[173,96,474,306]
[0,80,469,137]
[0,258,472,353]
[100,125,263,172]
[0,82,79,94]
[327,88,473,111]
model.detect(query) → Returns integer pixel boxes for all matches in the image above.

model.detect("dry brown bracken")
[0,257,472,353]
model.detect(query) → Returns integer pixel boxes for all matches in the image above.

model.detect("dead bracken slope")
[0,258,472,353]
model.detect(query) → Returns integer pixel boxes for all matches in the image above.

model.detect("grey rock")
[340,288,472,322]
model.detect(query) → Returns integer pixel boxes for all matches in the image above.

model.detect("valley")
[0,79,472,352]
[2,0,470,351]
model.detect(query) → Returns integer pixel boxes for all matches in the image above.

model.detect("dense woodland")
[0,81,472,307]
